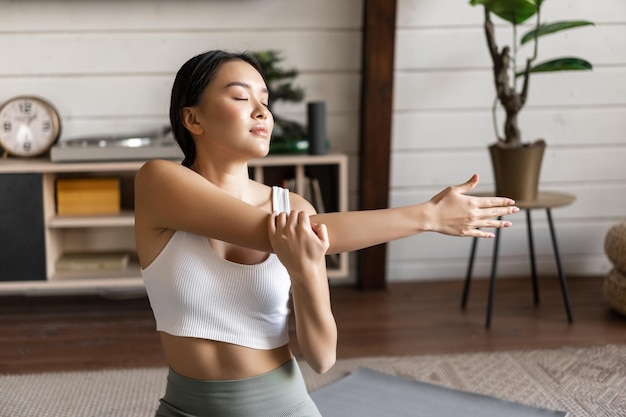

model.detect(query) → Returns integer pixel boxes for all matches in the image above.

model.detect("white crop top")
[142,186,291,350]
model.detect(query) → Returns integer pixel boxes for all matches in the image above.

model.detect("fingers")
[468,217,515,239]
[312,222,329,245]
[270,210,317,235]
[476,196,517,209]
[481,204,520,219]
[296,210,311,229]
[268,211,278,235]
[269,211,291,241]
[454,173,479,194]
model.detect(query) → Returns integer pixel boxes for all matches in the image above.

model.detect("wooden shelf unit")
[0,154,349,295]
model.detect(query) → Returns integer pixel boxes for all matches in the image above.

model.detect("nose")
[253,104,269,119]
[251,96,270,119]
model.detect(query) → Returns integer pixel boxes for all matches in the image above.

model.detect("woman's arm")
[135,159,273,252]
[135,160,517,255]
[268,211,336,374]
[311,174,518,254]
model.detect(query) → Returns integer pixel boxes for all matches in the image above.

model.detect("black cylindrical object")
[307,101,327,155]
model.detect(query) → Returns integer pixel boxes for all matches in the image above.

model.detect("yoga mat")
[311,367,569,417]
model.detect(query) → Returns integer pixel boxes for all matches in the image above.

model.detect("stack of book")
[56,177,120,215]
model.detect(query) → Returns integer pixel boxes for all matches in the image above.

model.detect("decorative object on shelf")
[603,220,626,316]
[56,177,121,215]
[0,95,61,158]
[251,50,308,154]
[50,126,183,162]
[469,0,594,200]
[307,101,327,155]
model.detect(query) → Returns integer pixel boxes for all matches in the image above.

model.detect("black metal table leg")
[546,208,574,323]
[526,209,540,305]
[485,217,502,328]
[461,237,479,309]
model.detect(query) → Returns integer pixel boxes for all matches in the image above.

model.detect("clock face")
[0,96,61,157]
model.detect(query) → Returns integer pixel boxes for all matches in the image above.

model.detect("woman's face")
[187,59,274,160]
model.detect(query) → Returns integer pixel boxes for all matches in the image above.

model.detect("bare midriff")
[159,332,293,380]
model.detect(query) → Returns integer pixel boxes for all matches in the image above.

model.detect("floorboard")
[1,275,624,374]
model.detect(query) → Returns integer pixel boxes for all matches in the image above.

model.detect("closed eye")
[233,97,269,108]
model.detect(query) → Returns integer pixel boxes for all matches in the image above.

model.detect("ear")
[182,107,204,136]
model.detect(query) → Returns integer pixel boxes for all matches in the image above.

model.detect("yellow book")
[56,177,121,215]
[57,202,121,215]
[56,178,120,191]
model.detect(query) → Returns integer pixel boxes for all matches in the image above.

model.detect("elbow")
[309,351,336,374]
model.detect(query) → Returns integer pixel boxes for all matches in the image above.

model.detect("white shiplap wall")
[4,1,623,285]
[0,0,362,193]
[0,0,363,279]
[390,0,626,282]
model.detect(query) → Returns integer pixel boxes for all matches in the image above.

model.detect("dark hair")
[169,50,264,167]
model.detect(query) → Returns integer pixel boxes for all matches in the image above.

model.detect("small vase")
[489,140,546,201]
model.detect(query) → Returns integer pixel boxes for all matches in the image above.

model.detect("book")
[56,177,121,215]
[56,251,130,273]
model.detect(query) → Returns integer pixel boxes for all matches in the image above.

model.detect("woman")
[134,50,518,417]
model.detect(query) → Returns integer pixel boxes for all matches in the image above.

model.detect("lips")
[250,126,268,136]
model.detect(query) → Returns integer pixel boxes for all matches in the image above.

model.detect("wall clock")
[0,96,61,158]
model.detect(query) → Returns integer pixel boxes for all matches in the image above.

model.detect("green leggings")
[155,358,322,417]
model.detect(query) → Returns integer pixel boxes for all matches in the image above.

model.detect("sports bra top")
[141,186,291,350]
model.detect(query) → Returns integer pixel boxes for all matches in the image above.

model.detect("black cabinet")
[0,173,46,281]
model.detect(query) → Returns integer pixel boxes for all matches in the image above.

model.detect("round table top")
[472,191,576,210]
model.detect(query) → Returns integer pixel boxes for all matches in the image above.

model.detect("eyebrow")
[224,81,268,94]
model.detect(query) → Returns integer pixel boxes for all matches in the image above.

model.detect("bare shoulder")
[134,159,206,206]
[289,191,317,215]
[134,159,199,230]
[135,159,187,186]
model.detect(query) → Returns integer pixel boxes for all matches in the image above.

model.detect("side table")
[461,191,576,328]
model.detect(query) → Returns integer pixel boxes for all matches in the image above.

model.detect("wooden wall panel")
[358,0,397,289]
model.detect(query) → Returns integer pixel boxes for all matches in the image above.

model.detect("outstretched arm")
[311,174,517,254]
[135,160,517,257]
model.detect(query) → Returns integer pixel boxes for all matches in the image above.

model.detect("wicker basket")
[605,221,626,271]
[604,268,626,316]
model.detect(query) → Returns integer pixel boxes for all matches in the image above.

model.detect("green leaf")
[515,57,593,77]
[521,21,595,45]
[469,0,538,24]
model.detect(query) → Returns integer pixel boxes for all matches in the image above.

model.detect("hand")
[268,210,330,280]
[426,174,519,238]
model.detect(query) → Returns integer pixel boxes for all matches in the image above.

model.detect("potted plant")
[469,0,593,200]
[251,50,308,154]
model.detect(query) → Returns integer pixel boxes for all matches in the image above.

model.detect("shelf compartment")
[0,277,145,296]
[48,211,135,228]
[51,262,141,282]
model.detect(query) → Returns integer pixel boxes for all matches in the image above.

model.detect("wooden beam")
[357,0,397,290]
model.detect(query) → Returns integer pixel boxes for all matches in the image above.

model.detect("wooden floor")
[1,275,625,374]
